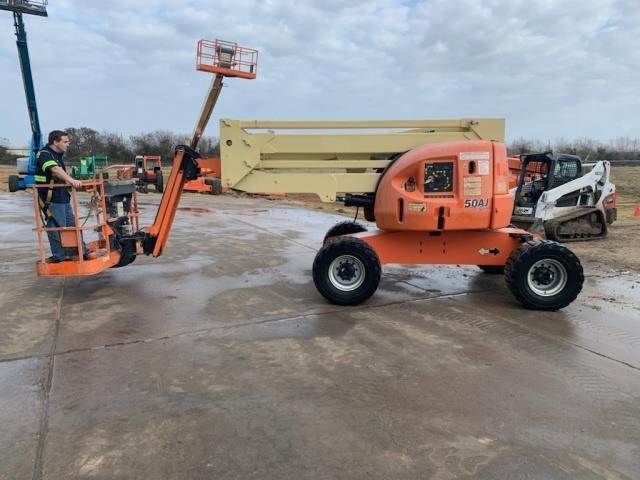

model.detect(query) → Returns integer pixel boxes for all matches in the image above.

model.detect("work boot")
[47,256,67,263]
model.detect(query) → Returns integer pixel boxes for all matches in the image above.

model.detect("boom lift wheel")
[323,221,368,245]
[505,239,583,311]
[8,175,19,193]
[205,178,222,195]
[313,237,381,306]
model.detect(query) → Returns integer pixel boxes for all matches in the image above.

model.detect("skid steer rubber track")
[544,210,607,242]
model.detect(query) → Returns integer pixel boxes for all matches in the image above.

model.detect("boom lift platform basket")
[196,39,257,79]
[31,168,140,276]
[0,1,48,16]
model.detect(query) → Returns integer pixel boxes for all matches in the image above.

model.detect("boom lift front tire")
[323,221,368,245]
[313,237,381,306]
[505,239,583,311]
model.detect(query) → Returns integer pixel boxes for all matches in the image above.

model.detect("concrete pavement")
[1,192,639,479]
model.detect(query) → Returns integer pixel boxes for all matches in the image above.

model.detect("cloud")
[1,0,638,146]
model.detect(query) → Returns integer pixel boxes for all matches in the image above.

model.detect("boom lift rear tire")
[313,236,381,306]
[323,221,368,245]
[505,239,583,311]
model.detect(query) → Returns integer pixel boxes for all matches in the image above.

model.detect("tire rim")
[328,255,365,292]
[527,258,568,297]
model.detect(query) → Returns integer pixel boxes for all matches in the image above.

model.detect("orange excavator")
[28,39,584,311]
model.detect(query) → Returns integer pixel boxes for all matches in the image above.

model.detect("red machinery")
[182,156,223,194]
[133,155,163,193]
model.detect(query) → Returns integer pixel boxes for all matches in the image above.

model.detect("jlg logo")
[464,198,489,208]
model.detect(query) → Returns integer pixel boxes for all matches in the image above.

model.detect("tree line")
[2,130,640,165]
[62,128,220,165]
[0,128,219,165]
[508,137,640,161]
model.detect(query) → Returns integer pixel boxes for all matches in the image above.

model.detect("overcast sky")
[1,0,638,146]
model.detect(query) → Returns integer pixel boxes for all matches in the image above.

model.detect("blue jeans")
[46,202,88,260]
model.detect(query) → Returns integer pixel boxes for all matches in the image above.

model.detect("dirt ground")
[2,164,638,270]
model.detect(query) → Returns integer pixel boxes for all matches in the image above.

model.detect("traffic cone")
[634,203,640,217]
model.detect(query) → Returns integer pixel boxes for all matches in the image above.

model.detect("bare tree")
[508,137,640,161]
[60,127,219,164]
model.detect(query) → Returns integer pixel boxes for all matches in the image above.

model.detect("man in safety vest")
[35,130,88,262]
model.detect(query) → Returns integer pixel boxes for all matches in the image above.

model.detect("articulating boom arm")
[142,145,201,257]
[191,74,224,149]
[139,38,258,259]
[218,118,506,201]
[142,66,229,257]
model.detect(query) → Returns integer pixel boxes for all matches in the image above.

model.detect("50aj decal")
[464,198,489,208]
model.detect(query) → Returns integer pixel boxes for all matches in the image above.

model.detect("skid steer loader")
[511,153,617,241]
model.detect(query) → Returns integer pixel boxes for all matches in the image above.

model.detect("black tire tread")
[323,221,367,244]
[505,239,584,310]
[8,175,20,193]
[313,236,381,306]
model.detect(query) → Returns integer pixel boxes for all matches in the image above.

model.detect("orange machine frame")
[353,228,526,266]
[353,140,532,266]
[183,156,224,193]
[374,141,513,232]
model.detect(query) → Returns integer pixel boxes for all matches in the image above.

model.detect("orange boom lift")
[28,39,584,311]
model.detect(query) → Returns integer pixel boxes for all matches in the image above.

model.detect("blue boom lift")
[0,1,48,192]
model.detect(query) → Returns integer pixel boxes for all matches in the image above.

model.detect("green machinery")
[70,155,109,180]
